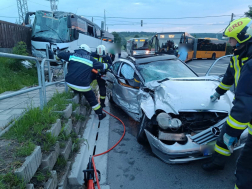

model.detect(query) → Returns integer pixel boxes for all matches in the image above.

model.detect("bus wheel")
[212,53,216,60]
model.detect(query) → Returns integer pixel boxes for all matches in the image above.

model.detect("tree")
[112,32,122,48]
[245,6,252,18]
[134,35,140,38]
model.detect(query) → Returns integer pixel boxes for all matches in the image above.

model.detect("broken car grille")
[190,118,227,145]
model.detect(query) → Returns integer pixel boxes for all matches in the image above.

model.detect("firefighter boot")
[98,113,106,120]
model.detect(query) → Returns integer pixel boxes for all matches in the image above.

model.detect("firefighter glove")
[210,92,221,102]
[223,133,238,153]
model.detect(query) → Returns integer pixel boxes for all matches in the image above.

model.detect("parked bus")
[150,33,226,61]
[126,38,154,57]
[193,38,227,59]
[25,10,114,59]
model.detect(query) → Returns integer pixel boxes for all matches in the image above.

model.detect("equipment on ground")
[83,109,126,189]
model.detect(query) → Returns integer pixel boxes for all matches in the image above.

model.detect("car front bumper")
[145,127,248,164]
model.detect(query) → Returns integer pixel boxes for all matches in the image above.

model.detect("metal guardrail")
[41,58,68,105]
[0,52,68,109]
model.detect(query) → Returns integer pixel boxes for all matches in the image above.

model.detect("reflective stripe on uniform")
[218,82,232,90]
[103,63,108,69]
[233,56,241,87]
[92,104,101,110]
[241,57,248,66]
[227,115,248,130]
[99,57,103,62]
[230,60,233,68]
[100,96,106,99]
[215,144,231,156]
[69,55,93,67]
[248,123,252,135]
[134,78,140,83]
[67,82,91,92]
[234,184,239,189]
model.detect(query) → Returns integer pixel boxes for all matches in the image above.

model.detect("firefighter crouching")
[57,44,108,120]
[202,17,252,189]
[91,45,112,108]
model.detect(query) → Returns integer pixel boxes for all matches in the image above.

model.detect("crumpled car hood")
[140,77,234,119]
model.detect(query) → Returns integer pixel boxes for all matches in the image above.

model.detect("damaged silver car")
[105,55,248,164]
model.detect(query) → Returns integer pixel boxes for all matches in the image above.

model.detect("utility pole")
[107,27,108,32]
[92,17,93,22]
[104,9,106,31]
[231,13,234,22]
[16,0,28,24]
[45,0,59,12]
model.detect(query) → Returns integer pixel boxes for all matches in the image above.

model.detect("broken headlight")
[156,113,182,130]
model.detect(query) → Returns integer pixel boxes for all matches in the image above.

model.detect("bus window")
[87,24,94,36]
[96,28,101,38]
[77,18,87,33]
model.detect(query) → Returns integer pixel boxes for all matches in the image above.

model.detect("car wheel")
[212,53,216,60]
[137,114,149,145]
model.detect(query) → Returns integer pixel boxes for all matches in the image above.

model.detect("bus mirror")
[70,29,79,40]
[67,16,72,28]
[25,12,35,25]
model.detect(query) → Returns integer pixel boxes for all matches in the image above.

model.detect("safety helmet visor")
[236,20,252,43]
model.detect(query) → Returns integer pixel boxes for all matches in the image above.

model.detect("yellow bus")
[150,33,227,61]
[193,38,227,59]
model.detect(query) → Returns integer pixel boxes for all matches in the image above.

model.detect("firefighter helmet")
[223,17,252,43]
[96,45,106,56]
[79,44,91,53]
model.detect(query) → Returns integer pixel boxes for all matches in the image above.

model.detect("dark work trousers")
[91,73,106,106]
[235,122,252,189]
[70,87,102,115]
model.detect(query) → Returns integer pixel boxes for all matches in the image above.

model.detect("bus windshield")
[32,11,69,42]
[132,39,149,50]
[157,33,183,50]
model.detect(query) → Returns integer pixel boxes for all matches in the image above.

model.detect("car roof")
[124,54,177,65]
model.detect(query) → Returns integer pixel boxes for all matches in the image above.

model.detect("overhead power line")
[81,14,243,20]
[0,4,16,11]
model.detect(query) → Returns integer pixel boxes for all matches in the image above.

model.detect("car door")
[112,62,142,121]
[106,61,122,98]
[206,55,234,92]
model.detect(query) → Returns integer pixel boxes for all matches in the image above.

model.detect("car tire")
[137,114,149,145]
[212,53,216,60]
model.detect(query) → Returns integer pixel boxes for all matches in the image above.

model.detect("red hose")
[92,109,126,189]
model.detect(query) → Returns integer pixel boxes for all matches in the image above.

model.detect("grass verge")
[0,42,38,94]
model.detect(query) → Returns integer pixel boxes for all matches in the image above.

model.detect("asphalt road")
[106,58,241,189]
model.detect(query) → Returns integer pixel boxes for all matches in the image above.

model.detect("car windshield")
[137,59,197,83]
[132,39,149,50]
[32,11,69,42]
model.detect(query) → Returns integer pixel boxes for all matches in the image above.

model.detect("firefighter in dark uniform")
[57,44,109,120]
[91,45,112,108]
[202,17,252,189]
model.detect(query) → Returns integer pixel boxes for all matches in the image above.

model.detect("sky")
[0,0,251,33]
